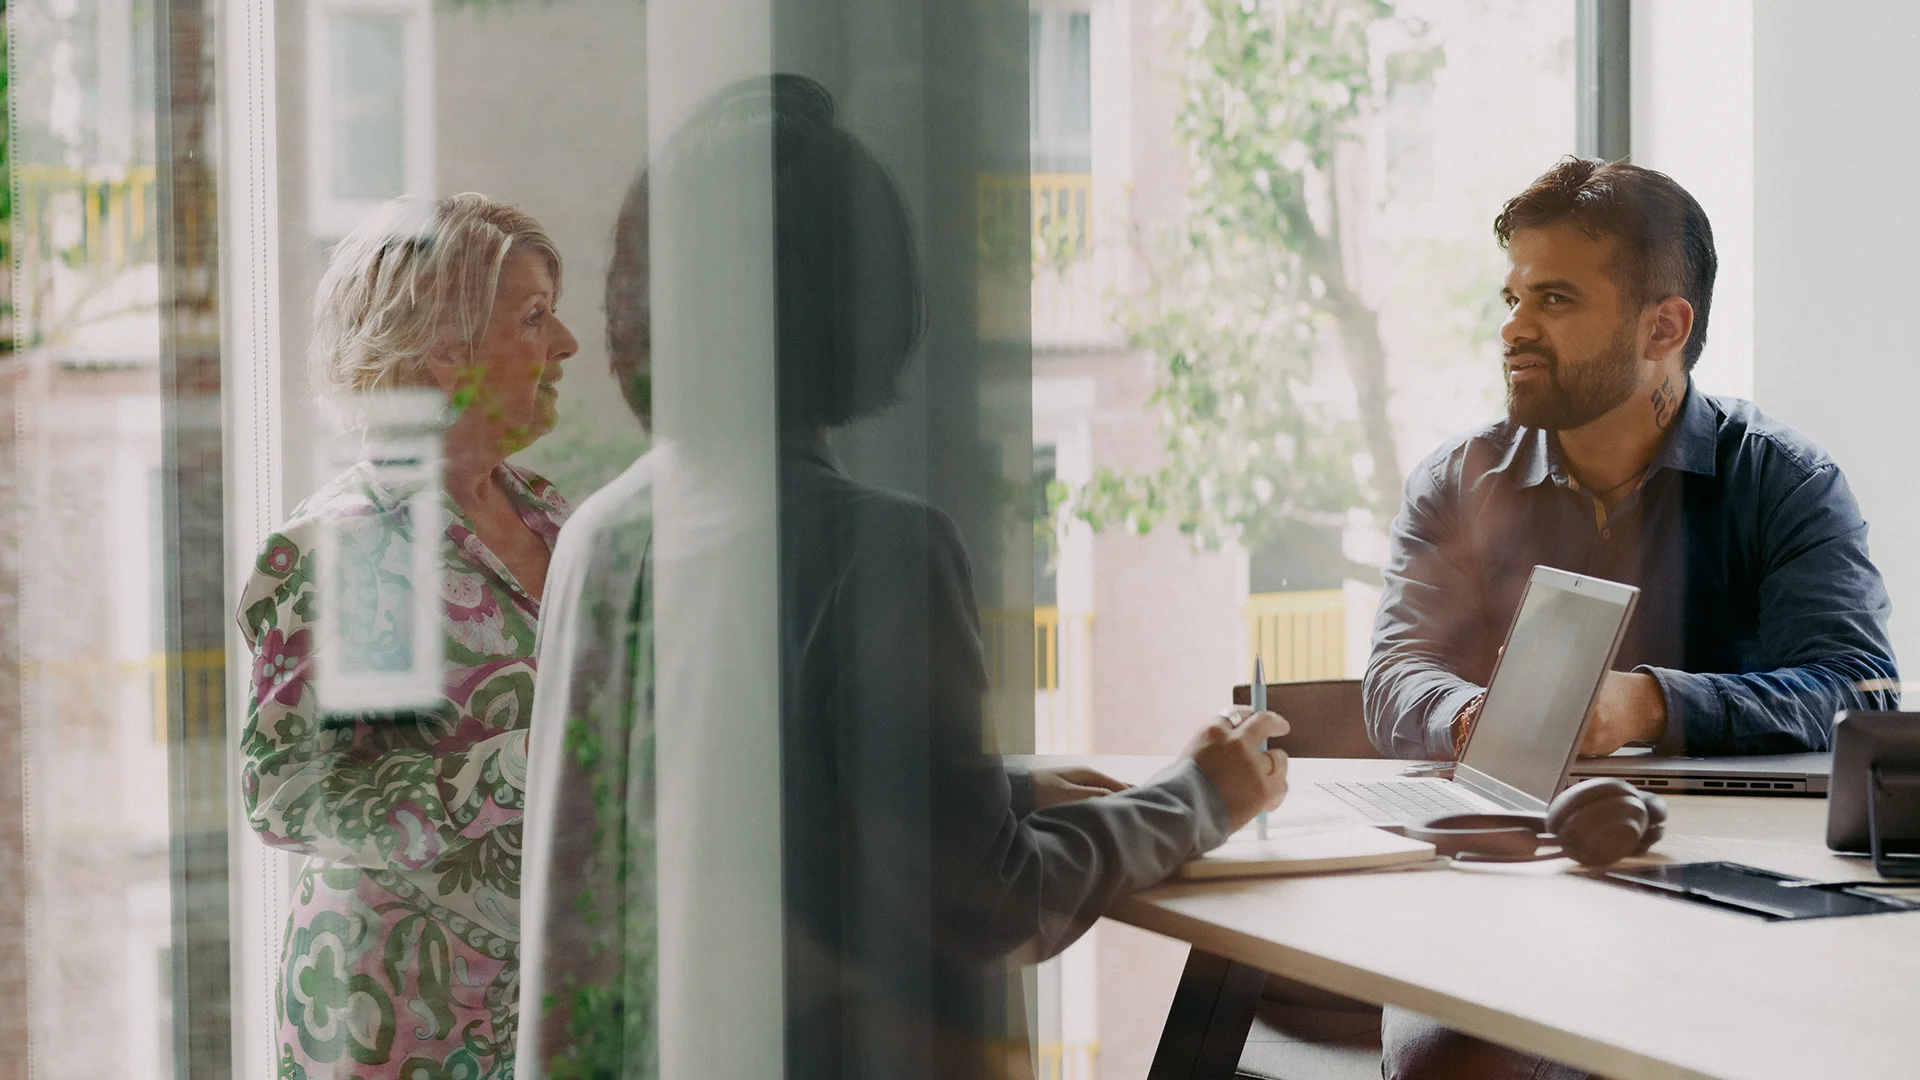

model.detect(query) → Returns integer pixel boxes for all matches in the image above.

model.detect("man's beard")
[1505,323,1641,431]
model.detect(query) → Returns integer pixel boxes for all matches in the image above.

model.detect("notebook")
[1176,822,1436,880]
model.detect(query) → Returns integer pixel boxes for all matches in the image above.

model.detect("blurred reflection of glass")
[522,72,1244,1080]
[314,388,444,711]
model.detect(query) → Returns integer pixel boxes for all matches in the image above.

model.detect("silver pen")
[1253,656,1269,840]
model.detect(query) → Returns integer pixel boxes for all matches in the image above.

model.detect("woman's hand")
[1029,766,1131,809]
[1183,706,1291,831]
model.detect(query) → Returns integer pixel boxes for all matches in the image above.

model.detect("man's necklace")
[1584,468,1647,507]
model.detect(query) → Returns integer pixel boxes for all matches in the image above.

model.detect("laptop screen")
[1459,569,1637,806]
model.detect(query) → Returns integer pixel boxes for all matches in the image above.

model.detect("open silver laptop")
[1320,566,1640,826]
[1570,748,1830,795]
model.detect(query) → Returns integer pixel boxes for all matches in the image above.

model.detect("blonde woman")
[237,194,576,1079]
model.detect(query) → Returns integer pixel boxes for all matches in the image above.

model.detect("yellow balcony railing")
[887,606,1091,752]
[975,171,1094,267]
[974,171,1111,345]
[24,648,225,744]
[1030,172,1092,264]
[1034,604,1061,691]
[1247,589,1346,683]
[15,164,162,275]
[980,605,1076,692]
[1035,1039,1099,1080]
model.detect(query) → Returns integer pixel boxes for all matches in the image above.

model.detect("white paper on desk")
[1262,793,1361,832]
[1177,822,1436,880]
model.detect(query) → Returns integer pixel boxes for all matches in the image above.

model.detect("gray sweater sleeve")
[1016,759,1232,958]
[1005,764,1036,818]
[939,752,1233,964]
[914,510,1233,961]
[830,495,1235,968]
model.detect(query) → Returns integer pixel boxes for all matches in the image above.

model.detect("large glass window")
[21,3,1912,1080]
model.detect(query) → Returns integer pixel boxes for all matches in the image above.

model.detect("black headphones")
[1404,777,1668,867]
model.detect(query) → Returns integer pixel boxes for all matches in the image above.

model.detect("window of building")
[1030,7,1092,174]
[305,0,433,236]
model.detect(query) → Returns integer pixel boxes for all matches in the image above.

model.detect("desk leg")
[1146,947,1267,1080]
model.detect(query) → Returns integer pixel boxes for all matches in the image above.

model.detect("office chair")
[1231,679,1380,760]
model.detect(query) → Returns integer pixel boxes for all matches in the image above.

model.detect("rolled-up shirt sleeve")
[1641,462,1899,754]
[1364,455,1486,760]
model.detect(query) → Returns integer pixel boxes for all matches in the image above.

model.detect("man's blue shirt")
[1364,383,1899,760]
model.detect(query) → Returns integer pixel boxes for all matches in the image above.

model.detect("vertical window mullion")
[152,0,233,1075]
[1576,0,1630,160]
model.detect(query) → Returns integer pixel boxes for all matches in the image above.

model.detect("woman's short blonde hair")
[309,193,563,398]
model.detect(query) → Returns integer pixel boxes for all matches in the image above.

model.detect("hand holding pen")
[1185,668,1290,836]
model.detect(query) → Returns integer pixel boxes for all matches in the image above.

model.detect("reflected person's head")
[607,75,926,432]
[1493,159,1715,431]
[311,193,578,455]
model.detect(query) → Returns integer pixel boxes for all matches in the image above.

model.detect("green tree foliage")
[1,2,12,352]
[1071,0,1435,552]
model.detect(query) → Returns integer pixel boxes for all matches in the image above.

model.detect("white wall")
[1631,0,1754,401]
[1633,2,1916,678]
[1752,0,1920,679]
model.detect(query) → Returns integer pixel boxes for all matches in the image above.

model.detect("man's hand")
[1029,766,1130,810]
[1580,671,1668,757]
[1183,706,1291,831]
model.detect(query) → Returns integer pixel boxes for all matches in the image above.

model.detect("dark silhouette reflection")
[517,76,1287,1080]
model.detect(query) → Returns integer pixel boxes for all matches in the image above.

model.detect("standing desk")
[1039,755,1920,1080]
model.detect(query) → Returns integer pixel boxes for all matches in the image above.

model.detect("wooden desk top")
[1024,755,1920,1080]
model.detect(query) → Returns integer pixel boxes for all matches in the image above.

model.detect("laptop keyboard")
[1318,779,1488,825]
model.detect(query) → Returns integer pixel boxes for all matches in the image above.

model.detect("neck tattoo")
[1651,374,1679,429]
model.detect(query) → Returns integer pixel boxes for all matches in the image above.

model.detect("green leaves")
[0,7,11,302]
[1068,0,1422,553]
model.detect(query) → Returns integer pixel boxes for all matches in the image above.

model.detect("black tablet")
[1594,861,1919,921]
[1827,711,1920,858]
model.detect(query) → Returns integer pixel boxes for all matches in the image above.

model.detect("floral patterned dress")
[238,460,569,1080]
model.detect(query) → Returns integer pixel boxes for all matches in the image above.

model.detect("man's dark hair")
[1494,157,1717,370]
[607,75,926,427]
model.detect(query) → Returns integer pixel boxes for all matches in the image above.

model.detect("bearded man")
[1364,157,1901,1078]
[1366,156,1898,765]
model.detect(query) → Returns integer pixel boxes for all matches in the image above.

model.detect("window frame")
[1576,0,1630,160]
